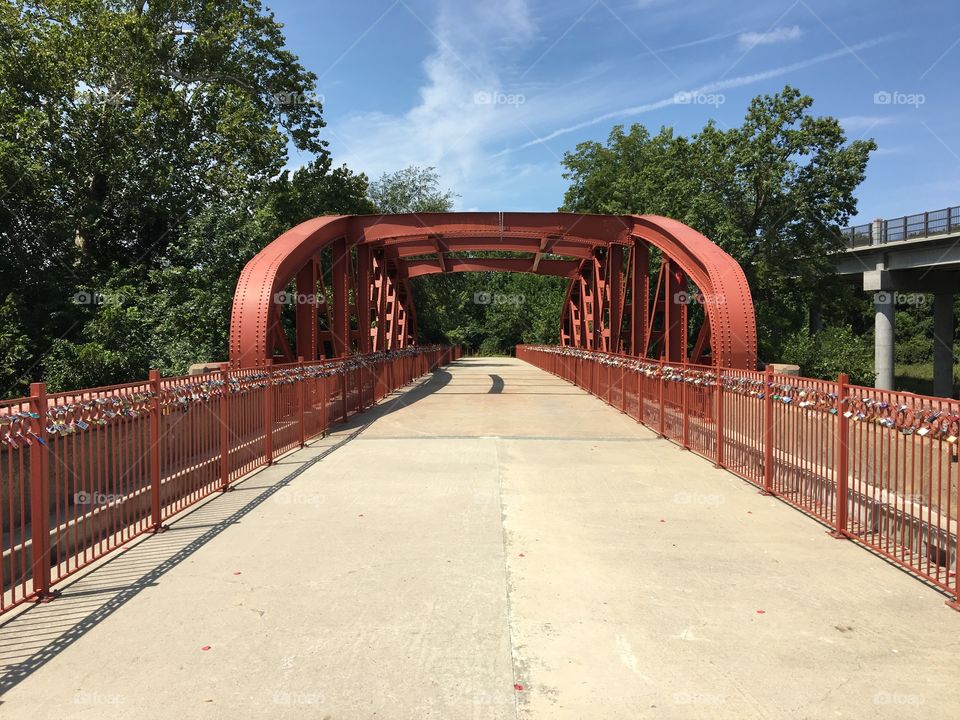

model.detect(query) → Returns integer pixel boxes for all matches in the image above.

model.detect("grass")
[895,363,960,398]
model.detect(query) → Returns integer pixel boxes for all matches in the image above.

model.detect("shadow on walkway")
[0,366,453,698]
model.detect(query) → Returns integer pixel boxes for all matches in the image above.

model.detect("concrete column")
[933,292,955,397]
[874,292,895,389]
[871,218,885,245]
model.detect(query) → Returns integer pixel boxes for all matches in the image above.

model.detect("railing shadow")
[0,366,453,697]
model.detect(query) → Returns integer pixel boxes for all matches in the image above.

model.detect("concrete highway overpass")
[835,205,960,395]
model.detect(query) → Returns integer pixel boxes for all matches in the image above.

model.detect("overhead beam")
[431,235,449,273]
[531,236,559,273]
[383,237,594,260]
[404,257,580,279]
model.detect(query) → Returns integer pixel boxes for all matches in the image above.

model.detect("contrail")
[495,35,894,157]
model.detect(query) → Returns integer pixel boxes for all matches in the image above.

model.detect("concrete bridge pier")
[873,289,895,390]
[934,291,955,397]
[865,267,956,395]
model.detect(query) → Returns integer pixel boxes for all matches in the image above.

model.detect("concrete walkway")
[0,358,957,719]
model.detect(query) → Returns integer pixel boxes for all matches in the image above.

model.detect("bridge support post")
[761,367,774,495]
[657,367,665,437]
[149,371,172,523]
[297,357,306,447]
[636,366,643,423]
[219,365,231,492]
[830,373,850,539]
[933,292,955,398]
[681,361,689,450]
[714,373,724,469]
[264,359,274,465]
[28,382,56,603]
[874,292,896,390]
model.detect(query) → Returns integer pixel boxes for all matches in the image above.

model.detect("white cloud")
[497,35,894,155]
[328,0,595,209]
[737,25,802,49]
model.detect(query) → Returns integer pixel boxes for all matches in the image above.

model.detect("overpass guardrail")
[841,205,960,248]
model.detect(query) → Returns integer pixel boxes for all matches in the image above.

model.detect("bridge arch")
[228,212,757,368]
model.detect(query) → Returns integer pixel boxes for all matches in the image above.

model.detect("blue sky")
[269,0,960,224]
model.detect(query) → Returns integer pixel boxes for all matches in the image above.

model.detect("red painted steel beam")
[630,244,649,356]
[356,244,372,354]
[229,213,757,368]
[628,215,756,368]
[404,257,579,279]
[295,257,318,361]
[330,237,351,356]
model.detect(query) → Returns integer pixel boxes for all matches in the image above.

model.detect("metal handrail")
[840,205,960,249]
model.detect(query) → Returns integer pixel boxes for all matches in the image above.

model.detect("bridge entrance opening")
[229,213,758,370]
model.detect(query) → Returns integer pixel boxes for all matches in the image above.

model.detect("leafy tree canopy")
[369,166,458,214]
[562,86,876,360]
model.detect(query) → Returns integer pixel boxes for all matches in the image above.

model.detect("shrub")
[781,325,875,386]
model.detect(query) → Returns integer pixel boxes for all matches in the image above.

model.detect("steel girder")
[229,213,757,368]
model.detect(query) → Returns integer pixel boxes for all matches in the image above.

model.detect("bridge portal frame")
[229,212,758,369]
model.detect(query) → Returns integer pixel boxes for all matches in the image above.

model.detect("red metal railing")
[517,344,960,608]
[0,345,460,615]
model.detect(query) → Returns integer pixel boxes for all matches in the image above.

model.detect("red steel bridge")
[2,211,958,620]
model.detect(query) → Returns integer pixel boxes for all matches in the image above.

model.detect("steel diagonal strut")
[229,213,757,369]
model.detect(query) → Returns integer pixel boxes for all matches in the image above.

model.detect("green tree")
[562,86,876,361]
[368,166,457,214]
[781,325,875,386]
[0,0,374,393]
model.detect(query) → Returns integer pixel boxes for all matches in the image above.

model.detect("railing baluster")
[28,382,53,602]
[830,373,850,538]
[762,367,774,495]
[264,358,274,465]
